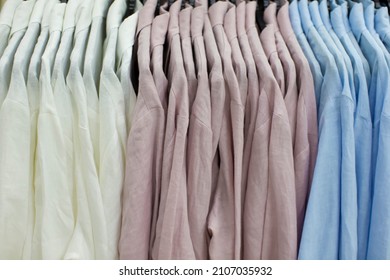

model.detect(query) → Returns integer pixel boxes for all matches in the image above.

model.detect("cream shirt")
[0,0,23,56]
[24,0,57,260]
[33,2,69,260]
[65,0,108,260]
[99,0,129,260]
[0,0,36,260]
[83,0,112,172]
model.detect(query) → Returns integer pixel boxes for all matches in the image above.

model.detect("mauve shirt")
[152,0,194,260]
[278,2,318,245]
[186,3,213,260]
[199,0,225,227]
[224,2,247,260]
[264,2,298,145]
[260,23,286,98]
[245,1,297,260]
[148,7,169,259]
[119,0,166,260]
[208,1,245,260]
[236,1,260,226]
[180,5,197,110]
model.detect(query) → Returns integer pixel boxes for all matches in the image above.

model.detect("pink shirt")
[180,5,197,110]
[149,8,170,258]
[119,0,166,260]
[244,1,297,260]
[278,2,318,244]
[201,1,225,214]
[236,1,260,215]
[208,1,245,260]
[260,24,286,96]
[152,1,195,260]
[224,2,248,259]
[186,3,213,260]
[264,2,298,144]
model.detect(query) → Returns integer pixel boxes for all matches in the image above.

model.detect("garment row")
[0,0,141,259]
[290,0,390,260]
[120,0,318,260]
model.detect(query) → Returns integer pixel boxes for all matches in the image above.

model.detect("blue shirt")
[289,1,323,106]
[304,0,358,260]
[350,2,390,260]
[336,0,372,86]
[318,0,356,104]
[291,0,351,260]
[362,0,390,67]
[374,7,390,52]
[331,4,373,260]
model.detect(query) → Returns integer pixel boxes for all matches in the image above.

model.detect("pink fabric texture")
[244,1,297,260]
[119,0,166,260]
[278,2,318,244]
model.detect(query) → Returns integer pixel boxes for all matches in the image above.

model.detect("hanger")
[209,0,216,7]
[60,0,68,3]
[276,0,286,9]
[168,0,175,9]
[156,0,161,16]
[256,0,266,30]
[378,0,390,11]
[124,0,136,18]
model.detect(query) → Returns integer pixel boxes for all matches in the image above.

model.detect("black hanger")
[256,0,266,31]
[124,0,136,18]
[379,0,390,11]
[168,0,175,9]
[276,0,286,10]
[154,0,160,16]
[209,0,216,7]
[60,0,67,3]
[189,0,195,7]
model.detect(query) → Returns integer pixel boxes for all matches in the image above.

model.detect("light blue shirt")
[303,0,358,260]
[289,1,323,106]
[350,2,390,260]
[374,7,390,52]
[361,0,390,66]
[330,4,373,260]
[337,0,372,86]
[291,0,350,260]
[318,0,356,104]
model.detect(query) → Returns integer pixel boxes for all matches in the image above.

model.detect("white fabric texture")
[83,0,113,173]
[65,0,108,260]
[24,0,58,260]
[33,2,68,260]
[0,0,23,56]
[99,0,127,260]
[0,0,35,107]
[0,0,36,260]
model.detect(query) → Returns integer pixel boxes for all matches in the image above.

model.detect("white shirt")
[99,0,128,260]
[65,0,108,260]
[24,0,57,260]
[50,6,82,260]
[0,0,23,57]
[0,0,36,260]
[0,0,35,108]
[33,2,69,260]
[9,0,51,260]
[83,0,112,173]
[116,1,141,135]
